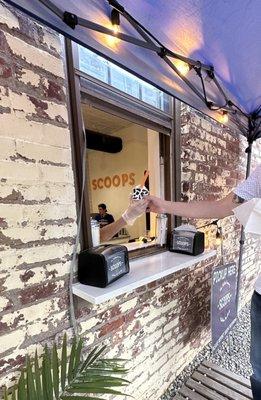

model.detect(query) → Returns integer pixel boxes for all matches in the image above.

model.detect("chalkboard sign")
[211,263,238,350]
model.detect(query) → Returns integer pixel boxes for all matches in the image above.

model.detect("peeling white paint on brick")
[0,137,16,160]
[80,317,100,332]
[18,69,41,87]
[43,30,63,54]
[0,330,25,354]
[0,116,71,148]
[0,296,9,310]
[0,243,73,269]
[0,87,69,123]
[15,140,72,165]
[0,3,19,29]
[119,297,138,313]
[4,31,64,78]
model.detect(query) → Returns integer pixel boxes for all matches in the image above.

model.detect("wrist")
[163,200,174,214]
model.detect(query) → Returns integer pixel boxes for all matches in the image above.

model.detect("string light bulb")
[175,60,190,76]
[111,9,120,34]
[220,111,228,124]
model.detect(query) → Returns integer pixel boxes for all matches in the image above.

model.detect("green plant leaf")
[34,351,43,400]
[18,371,26,400]
[3,387,8,400]
[67,387,128,395]
[61,396,105,400]
[81,368,128,375]
[80,346,106,373]
[67,337,76,384]
[102,358,129,362]
[52,343,59,399]
[26,356,37,400]
[42,347,53,400]
[11,388,16,400]
[70,382,128,389]
[76,375,130,384]
[61,334,67,391]
[73,338,83,379]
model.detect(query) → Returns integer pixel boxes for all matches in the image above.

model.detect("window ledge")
[72,250,216,305]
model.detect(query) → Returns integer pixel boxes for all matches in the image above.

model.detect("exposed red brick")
[0,56,12,78]
[19,280,66,304]
[28,95,48,111]
[147,281,157,289]
[98,316,125,337]
[0,31,10,53]
[45,80,65,102]
[99,305,121,323]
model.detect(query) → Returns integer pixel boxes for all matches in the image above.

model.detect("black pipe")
[235,139,253,312]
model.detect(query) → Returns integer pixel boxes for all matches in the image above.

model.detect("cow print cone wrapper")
[132,185,149,200]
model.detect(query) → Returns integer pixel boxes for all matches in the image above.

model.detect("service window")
[68,42,175,258]
[82,104,165,254]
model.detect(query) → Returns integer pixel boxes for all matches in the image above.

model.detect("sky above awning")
[5,0,261,136]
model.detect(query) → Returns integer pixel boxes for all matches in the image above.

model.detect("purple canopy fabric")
[5,0,261,135]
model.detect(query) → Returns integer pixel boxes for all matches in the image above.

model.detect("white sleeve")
[233,165,261,200]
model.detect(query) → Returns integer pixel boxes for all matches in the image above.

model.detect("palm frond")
[2,334,130,400]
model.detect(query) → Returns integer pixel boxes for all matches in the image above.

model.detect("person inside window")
[95,203,115,228]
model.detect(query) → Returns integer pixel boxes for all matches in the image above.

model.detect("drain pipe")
[235,135,253,312]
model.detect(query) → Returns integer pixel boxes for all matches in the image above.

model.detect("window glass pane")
[141,83,160,108]
[78,45,171,112]
[110,64,140,99]
[79,46,109,83]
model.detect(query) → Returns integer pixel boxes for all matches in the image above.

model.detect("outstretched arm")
[100,198,149,242]
[100,217,126,242]
[147,192,244,219]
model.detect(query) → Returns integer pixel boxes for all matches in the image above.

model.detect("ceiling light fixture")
[220,111,229,124]
[111,8,120,34]
[175,60,190,76]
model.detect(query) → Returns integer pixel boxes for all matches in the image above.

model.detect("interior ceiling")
[82,104,132,134]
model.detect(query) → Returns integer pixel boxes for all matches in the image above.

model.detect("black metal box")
[78,245,129,288]
[169,229,205,256]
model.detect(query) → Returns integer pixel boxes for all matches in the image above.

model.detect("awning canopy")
[5,0,261,140]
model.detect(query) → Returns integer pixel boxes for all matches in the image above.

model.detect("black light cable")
[197,219,224,248]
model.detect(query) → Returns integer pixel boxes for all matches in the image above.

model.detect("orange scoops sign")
[92,173,136,190]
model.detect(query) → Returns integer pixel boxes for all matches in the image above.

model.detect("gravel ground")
[160,303,251,399]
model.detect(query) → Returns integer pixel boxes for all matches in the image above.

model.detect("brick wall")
[0,0,77,386]
[0,2,260,399]
[180,104,261,308]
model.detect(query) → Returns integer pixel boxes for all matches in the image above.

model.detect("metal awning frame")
[34,0,261,141]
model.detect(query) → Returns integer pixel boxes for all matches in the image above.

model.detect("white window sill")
[72,250,216,305]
